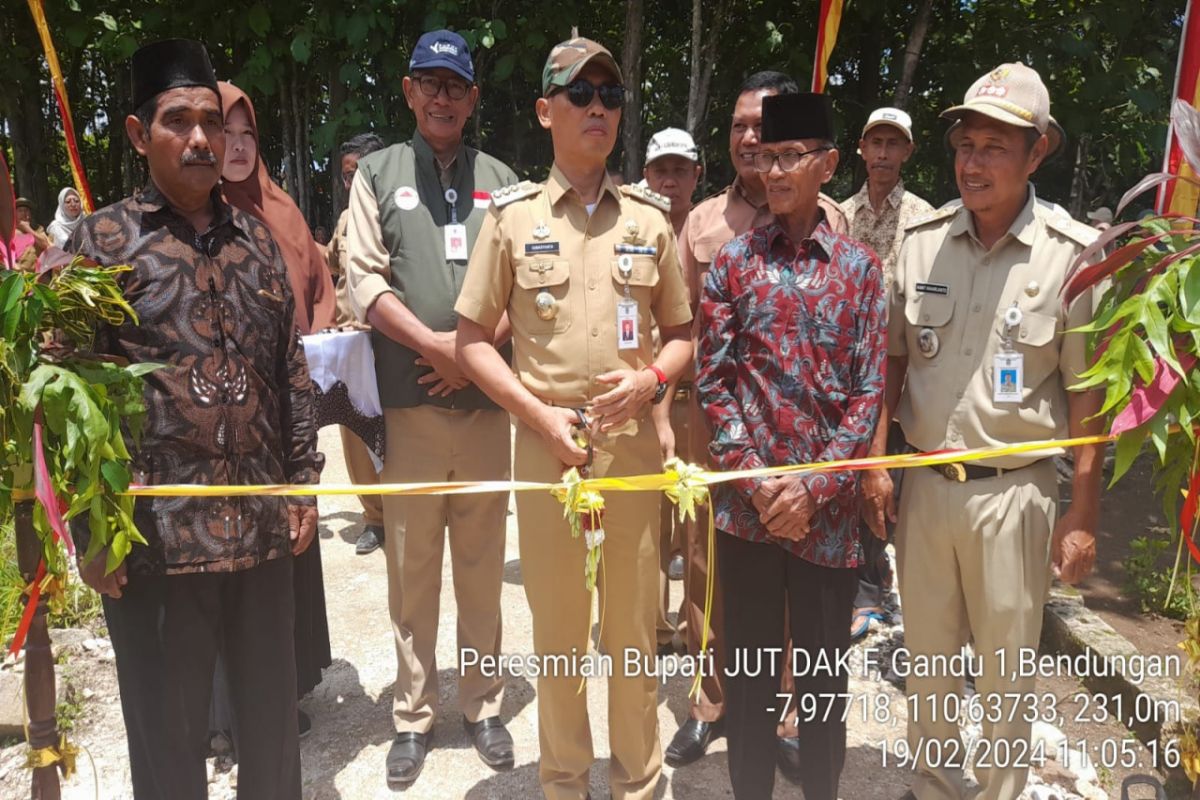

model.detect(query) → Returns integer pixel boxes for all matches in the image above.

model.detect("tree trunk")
[686,0,730,146]
[1068,134,1089,219]
[279,76,298,201]
[291,69,307,221]
[330,65,348,216]
[620,0,645,181]
[893,0,935,110]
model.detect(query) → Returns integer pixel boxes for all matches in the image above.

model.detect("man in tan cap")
[641,126,701,660]
[841,107,932,643]
[456,37,693,800]
[863,62,1103,800]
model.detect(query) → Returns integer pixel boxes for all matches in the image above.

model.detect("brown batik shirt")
[71,182,324,576]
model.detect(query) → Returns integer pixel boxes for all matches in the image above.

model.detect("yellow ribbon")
[118,432,1115,499]
[25,734,78,779]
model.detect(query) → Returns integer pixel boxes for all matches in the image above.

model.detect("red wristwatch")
[645,365,669,405]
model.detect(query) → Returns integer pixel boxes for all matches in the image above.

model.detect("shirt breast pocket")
[904,293,955,363]
[610,256,658,307]
[514,258,572,334]
[1002,309,1058,386]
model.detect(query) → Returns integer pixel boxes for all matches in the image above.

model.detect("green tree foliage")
[0,0,1185,228]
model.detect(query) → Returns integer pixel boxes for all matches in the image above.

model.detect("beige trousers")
[339,425,383,526]
[381,405,510,733]
[896,460,1057,800]
[515,415,662,800]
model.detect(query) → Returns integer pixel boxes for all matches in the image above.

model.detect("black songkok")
[131,39,219,110]
[761,92,836,143]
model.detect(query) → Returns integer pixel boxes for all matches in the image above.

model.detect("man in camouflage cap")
[865,62,1102,800]
[457,36,693,800]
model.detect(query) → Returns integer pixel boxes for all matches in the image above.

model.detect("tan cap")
[1086,206,1113,224]
[942,62,1063,157]
[862,107,913,142]
[645,127,699,164]
[542,37,621,95]
[14,196,31,209]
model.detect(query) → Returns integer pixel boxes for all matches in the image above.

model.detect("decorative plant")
[1064,98,1200,788]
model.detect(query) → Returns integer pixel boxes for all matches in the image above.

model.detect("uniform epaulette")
[904,203,958,231]
[1044,211,1098,249]
[620,183,672,213]
[491,181,543,208]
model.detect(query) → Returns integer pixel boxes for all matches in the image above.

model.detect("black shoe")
[776,736,803,784]
[463,716,514,769]
[665,718,724,767]
[298,709,311,738]
[386,730,432,787]
[355,524,385,555]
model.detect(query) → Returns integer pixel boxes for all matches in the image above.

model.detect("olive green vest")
[357,133,517,409]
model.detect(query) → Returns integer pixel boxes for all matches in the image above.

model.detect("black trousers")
[718,530,857,800]
[103,555,301,800]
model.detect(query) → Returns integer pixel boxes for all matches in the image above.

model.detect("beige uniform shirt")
[888,187,1097,468]
[327,208,359,326]
[455,165,692,406]
[841,179,934,282]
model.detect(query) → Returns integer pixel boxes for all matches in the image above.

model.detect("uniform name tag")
[617,300,639,350]
[614,243,657,256]
[445,224,469,261]
[916,282,949,295]
[525,242,561,256]
[993,352,1024,404]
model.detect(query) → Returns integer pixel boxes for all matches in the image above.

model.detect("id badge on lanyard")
[616,254,639,350]
[443,188,469,261]
[993,304,1024,404]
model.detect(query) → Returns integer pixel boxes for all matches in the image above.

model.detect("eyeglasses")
[752,146,833,173]
[413,74,472,101]
[552,80,626,110]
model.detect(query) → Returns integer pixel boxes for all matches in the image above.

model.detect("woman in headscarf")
[46,187,85,249]
[218,81,336,334]
[209,82,333,750]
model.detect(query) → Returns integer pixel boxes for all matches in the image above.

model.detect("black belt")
[926,458,1038,482]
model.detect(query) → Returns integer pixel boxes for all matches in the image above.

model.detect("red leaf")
[1111,351,1198,435]
[1117,171,1200,217]
[1065,219,1147,288]
[1062,233,1171,306]
[1181,465,1200,566]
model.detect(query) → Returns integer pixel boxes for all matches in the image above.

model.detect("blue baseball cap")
[410,30,474,83]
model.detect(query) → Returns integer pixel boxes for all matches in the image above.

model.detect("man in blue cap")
[343,29,519,787]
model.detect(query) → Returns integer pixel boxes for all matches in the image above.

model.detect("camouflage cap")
[942,62,1063,157]
[541,37,622,96]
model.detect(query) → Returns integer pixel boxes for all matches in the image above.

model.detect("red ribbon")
[32,419,74,557]
[1180,463,1200,565]
[7,560,46,657]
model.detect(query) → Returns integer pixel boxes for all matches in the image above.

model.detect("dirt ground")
[0,428,1188,799]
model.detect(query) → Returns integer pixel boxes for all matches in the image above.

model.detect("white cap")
[861,107,913,142]
[645,127,699,165]
[1086,206,1113,224]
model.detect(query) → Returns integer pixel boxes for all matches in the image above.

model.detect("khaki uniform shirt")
[888,186,1098,468]
[841,179,933,282]
[455,165,692,406]
[327,208,357,326]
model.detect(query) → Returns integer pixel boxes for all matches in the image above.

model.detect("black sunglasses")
[552,80,626,110]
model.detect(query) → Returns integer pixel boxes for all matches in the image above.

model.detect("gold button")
[591,328,599,337]
[1019,330,1027,339]
[922,313,930,322]
[964,348,972,356]
[588,280,596,290]
[973,304,982,312]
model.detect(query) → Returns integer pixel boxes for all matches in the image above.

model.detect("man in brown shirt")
[73,39,321,800]
[456,38,692,800]
[671,69,845,773]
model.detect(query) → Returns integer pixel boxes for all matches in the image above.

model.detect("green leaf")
[346,14,370,45]
[491,20,507,39]
[100,460,131,493]
[1180,258,1200,324]
[247,3,271,37]
[95,12,117,32]
[290,31,312,64]
[481,33,495,49]
[1111,426,1147,484]
[493,53,516,82]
